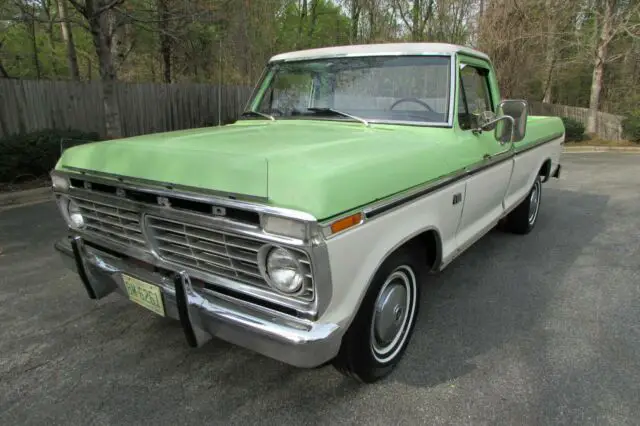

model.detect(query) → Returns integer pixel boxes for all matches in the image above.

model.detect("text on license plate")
[122,274,165,317]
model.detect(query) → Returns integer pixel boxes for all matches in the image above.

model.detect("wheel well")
[539,159,552,182]
[398,229,442,273]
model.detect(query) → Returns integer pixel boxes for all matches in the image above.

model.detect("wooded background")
[1,0,638,139]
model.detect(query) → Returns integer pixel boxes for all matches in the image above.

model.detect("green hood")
[56,120,454,220]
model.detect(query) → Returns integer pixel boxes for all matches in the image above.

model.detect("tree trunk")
[350,0,360,43]
[368,0,375,42]
[542,0,555,103]
[26,10,42,79]
[0,60,10,78]
[58,0,80,80]
[412,0,421,41]
[89,9,123,138]
[307,0,318,41]
[587,0,614,134]
[297,0,308,45]
[157,0,171,83]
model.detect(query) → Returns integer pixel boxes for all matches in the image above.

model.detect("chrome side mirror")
[497,99,528,142]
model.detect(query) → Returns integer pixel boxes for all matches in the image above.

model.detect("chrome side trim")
[514,132,565,155]
[362,150,511,220]
[59,168,318,223]
[320,132,564,226]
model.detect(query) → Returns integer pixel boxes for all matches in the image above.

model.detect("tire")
[505,175,542,235]
[332,246,423,383]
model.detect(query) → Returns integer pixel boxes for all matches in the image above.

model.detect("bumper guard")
[55,236,342,368]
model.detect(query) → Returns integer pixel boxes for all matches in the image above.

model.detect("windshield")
[246,55,452,125]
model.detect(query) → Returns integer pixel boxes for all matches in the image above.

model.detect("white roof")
[269,43,490,63]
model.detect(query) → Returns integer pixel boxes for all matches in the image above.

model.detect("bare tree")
[67,0,125,138]
[395,0,434,41]
[57,0,80,79]
[587,0,640,133]
[0,41,11,78]
[348,0,362,43]
[157,0,171,82]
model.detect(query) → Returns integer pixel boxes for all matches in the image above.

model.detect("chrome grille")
[73,198,145,248]
[146,216,314,300]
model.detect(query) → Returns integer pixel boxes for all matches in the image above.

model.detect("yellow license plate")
[122,274,165,317]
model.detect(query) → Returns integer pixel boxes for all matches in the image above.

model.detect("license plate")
[122,274,165,317]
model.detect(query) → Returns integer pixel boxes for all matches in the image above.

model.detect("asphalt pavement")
[1,153,639,425]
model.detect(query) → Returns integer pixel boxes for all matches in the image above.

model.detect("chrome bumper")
[55,236,343,368]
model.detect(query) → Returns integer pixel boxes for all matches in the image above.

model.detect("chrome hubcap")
[528,181,541,225]
[373,284,407,346]
[370,266,417,363]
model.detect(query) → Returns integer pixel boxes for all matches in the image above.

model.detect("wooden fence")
[0,79,626,141]
[528,101,625,141]
[0,79,254,139]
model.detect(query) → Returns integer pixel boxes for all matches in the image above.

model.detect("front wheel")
[332,247,423,383]
[505,175,542,235]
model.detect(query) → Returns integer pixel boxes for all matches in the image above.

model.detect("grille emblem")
[157,196,171,207]
[212,206,226,216]
[116,188,126,197]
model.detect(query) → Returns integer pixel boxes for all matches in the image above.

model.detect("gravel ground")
[1,153,639,425]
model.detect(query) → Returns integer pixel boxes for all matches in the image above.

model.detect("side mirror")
[497,100,528,142]
[474,115,514,145]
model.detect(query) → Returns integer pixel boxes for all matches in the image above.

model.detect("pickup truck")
[52,43,564,383]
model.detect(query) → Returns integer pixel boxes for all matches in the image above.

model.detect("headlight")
[51,173,69,191]
[67,199,85,229]
[58,196,85,229]
[265,247,304,294]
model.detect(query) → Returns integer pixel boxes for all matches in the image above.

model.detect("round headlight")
[266,247,304,294]
[67,199,85,229]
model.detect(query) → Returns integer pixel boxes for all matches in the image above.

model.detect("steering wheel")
[389,97,436,113]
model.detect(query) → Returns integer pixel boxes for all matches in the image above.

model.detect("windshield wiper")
[306,107,369,127]
[240,110,275,121]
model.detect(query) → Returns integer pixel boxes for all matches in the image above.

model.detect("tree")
[57,0,80,79]
[395,0,434,41]
[587,0,640,133]
[67,0,125,138]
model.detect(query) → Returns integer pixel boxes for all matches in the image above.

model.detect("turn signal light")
[330,213,363,234]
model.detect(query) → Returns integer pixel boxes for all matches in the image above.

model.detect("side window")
[458,65,493,130]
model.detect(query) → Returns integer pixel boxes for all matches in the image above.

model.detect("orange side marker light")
[330,213,363,234]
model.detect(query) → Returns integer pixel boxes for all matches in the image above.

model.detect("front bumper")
[55,236,343,368]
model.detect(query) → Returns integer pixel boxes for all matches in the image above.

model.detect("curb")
[563,145,640,153]
[0,187,53,208]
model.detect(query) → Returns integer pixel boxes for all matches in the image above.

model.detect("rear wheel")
[332,247,423,383]
[505,175,542,235]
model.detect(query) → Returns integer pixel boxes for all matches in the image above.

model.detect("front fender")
[318,179,465,330]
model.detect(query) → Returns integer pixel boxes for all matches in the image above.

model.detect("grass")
[0,176,50,193]
[565,135,638,147]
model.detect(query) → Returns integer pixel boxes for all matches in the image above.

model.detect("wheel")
[505,175,542,235]
[332,247,423,383]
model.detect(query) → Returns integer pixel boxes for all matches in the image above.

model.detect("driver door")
[455,63,513,249]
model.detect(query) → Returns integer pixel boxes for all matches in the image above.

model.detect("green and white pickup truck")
[52,43,564,383]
